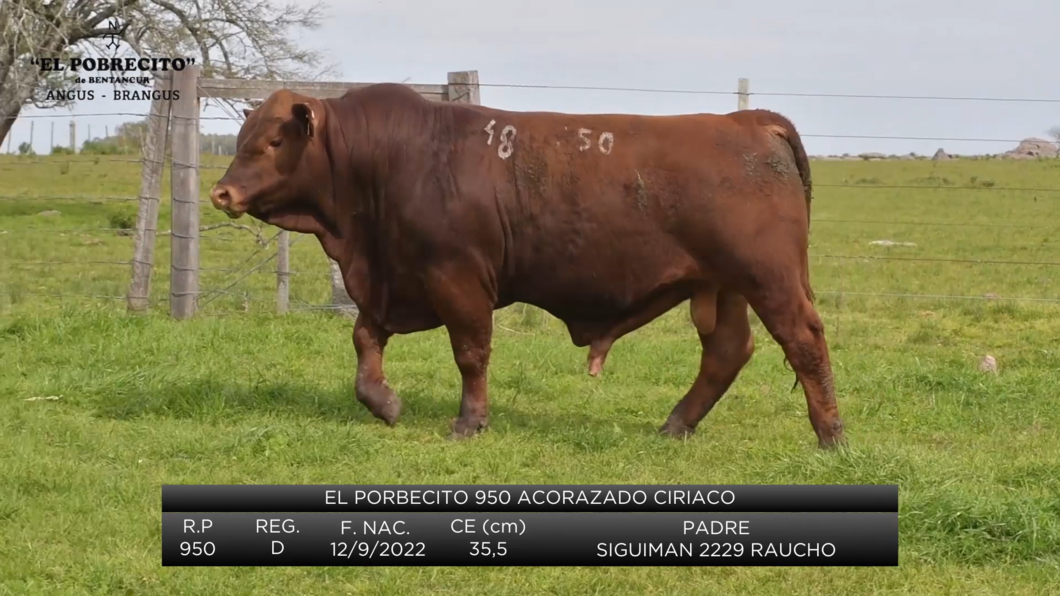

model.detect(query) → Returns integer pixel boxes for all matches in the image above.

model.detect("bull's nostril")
[210,186,232,209]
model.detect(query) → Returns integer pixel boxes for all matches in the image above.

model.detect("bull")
[209,83,845,448]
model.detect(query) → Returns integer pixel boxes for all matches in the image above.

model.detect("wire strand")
[817,290,1060,303]
[6,83,1060,113]
[3,130,1053,148]
[465,82,1060,104]
[817,254,1060,267]
[813,218,1060,229]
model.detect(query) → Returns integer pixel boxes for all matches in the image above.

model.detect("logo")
[105,19,122,51]
[28,17,195,102]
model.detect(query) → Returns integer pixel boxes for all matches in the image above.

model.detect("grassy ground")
[1,153,1059,594]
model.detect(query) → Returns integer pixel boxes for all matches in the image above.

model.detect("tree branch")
[83,0,143,31]
[146,0,212,73]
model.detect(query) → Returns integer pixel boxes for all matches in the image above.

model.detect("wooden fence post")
[446,70,480,105]
[322,71,480,315]
[276,230,289,314]
[737,78,750,110]
[170,65,201,319]
[127,73,173,311]
[329,258,357,317]
[446,70,492,324]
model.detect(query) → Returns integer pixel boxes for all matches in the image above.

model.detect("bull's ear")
[292,102,315,138]
[242,108,253,118]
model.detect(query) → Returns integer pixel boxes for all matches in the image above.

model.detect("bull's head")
[209,89,328,221]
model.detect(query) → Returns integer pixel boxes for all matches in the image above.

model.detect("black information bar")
[162,512,898,566]
[162,484,897,513]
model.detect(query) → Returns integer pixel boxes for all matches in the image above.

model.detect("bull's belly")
[507,245,705,331]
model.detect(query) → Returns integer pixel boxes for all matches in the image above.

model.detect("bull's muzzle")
[209,184,245,219]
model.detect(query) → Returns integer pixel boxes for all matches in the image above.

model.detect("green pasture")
[1,154,1059,594]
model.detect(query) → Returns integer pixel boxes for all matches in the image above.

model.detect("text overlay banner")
[162,484,898,513]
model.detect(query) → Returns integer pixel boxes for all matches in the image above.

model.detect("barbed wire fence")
[2,72,1060,322]
[0,69,481,319]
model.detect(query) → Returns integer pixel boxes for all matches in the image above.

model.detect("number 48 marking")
[484,119,613,160]
[484,119,517,160]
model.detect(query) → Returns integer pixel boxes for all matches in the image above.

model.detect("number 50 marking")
[578,128,614,155]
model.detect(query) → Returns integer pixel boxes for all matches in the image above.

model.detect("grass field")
[1,153,1059,594]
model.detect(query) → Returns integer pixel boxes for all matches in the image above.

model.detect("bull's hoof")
[816,419,847,450]
[587,355,605,377]
[658,418,696,439]
[817,433,847,450]
[586,340,611,377]
[356,383,402,426]
[447,417,487,440]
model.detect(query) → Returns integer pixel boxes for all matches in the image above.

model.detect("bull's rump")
[449,106,806,317]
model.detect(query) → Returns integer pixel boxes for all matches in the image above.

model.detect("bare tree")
[0,0,335,146]
[1049,126,1060,146]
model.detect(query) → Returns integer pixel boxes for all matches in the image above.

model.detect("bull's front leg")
[424,265,495,439]
[445,320,492,439]
[352,313,401,425]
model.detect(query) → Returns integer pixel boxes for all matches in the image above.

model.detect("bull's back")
[442,104,805,314]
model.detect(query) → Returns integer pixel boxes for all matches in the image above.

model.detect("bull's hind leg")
[353,313,401,425]
[746,276,845,449]
[659,289,755,438]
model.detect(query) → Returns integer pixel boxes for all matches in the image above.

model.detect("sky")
[6,0,1060,157]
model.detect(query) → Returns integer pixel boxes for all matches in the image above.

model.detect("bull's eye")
[269,138,283,148]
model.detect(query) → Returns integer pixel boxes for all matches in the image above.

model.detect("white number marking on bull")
[484,119,496,145]
[498,125,517,159]
[598,132,614,155]
[577,128,593,151]
[576,128,614,154]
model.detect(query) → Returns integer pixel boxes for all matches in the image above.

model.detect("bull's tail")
[757,113,815,306]
[748,112,816,392]
[779,123,813,230]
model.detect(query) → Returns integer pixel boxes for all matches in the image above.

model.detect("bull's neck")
[327,89,434,232]
[318,89,436,318]
[361,91,435,182]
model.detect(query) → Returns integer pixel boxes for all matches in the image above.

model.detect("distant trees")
[70,116,236,155]
[71,118,148,154]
